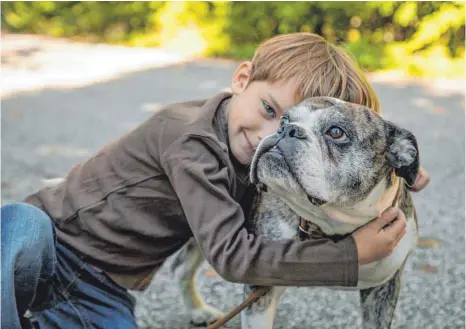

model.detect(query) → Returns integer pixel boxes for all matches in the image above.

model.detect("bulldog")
[172,97,419,329]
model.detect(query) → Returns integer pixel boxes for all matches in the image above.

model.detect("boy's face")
[228,62,299,165]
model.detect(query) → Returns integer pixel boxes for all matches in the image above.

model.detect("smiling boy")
[1,33,429,329]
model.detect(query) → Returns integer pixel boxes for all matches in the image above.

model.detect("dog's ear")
[385,122,420,187]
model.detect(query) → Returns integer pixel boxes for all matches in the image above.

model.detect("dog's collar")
[298,218,326,240]
[297,217,351,241]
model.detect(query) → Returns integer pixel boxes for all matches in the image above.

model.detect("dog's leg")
[171,238,225,327]
[241,285,285,329]
[359,262,406,329]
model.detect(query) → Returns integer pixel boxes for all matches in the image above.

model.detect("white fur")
[267,179,417,290]
[278,220,297,238]
[355,216,417,289]
[322,177,402,228]
[294,109,331,200]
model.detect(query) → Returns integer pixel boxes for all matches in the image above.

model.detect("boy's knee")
[1,202,55,248]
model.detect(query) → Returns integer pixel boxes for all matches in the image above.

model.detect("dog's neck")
[320,175,401,232]
[261,174,402,236]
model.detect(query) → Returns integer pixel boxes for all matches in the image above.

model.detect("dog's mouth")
[250,138,327,207]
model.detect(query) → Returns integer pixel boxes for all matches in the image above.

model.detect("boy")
[1,33,429,329]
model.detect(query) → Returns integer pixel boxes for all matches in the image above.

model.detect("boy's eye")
[262,101,276,118]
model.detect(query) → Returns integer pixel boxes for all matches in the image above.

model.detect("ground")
[2,34,465,329]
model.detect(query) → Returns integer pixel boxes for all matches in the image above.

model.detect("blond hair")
[250,33,380,113]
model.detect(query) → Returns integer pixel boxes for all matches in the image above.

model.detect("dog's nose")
[277,124,305,139]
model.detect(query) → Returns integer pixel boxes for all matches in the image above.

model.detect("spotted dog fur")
[359,262,405,329]
[171,97,420,329]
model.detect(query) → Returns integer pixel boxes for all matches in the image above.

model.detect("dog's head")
[250,97,420,207]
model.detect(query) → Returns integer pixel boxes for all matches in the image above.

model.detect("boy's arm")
[161,135,358,287]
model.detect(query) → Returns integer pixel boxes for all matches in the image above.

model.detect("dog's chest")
[252,191,418,290]
[252,193,299,240]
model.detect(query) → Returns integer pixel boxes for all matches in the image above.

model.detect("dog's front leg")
[359,261,406,329]
[241,285,285,329]
[171,238,225,326]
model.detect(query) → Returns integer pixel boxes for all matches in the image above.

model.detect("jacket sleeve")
[161,135,359,287]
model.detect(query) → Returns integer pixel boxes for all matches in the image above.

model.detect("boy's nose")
[277,124,305,139]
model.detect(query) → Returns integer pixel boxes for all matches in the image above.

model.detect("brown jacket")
[25,92,358,291]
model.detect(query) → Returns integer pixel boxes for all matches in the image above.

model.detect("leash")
[205,286,270,329]
[207,178,405,329]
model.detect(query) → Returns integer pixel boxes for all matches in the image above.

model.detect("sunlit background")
[2,1,465,78]
[1,2,465,329]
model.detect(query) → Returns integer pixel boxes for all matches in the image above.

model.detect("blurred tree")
[1,1,464,77]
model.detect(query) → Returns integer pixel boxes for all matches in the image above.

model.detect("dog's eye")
[280,116,289,127]
[326,126,346,139]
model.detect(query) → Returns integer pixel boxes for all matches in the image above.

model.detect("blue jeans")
[1,203,138,329]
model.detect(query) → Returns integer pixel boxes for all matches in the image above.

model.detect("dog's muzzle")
[252,135,327,207]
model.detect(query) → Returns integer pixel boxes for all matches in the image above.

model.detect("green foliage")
[2,2,163,42]
[2,1,464,77]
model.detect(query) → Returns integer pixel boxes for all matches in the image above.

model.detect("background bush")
[2,1,464,78]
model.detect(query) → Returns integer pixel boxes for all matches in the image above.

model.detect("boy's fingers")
[393,217,407,240]
[396,225,408,244]
[383,212,407,240]
[391,225,407,250]
[409,167,430,192]
[376,207,400,230]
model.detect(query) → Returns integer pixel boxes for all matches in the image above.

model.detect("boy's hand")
[352,168,428,266]
[409,167,430,192]
[352,207,407,265]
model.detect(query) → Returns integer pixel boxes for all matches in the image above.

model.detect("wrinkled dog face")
[250,97,419,206]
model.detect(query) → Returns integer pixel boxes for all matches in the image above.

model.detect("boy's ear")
[231,61,253,94]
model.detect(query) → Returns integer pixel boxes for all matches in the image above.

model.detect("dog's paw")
[189,304,225,327]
